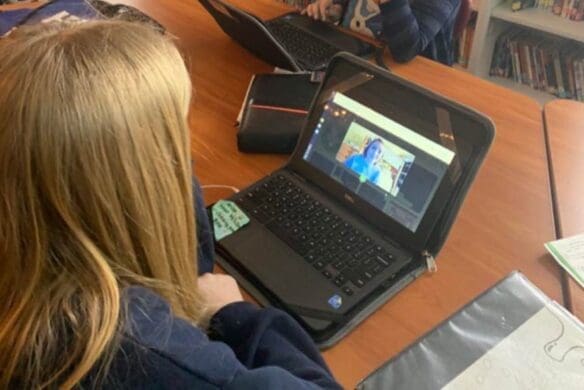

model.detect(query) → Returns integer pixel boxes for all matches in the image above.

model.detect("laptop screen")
[302,92,454,233]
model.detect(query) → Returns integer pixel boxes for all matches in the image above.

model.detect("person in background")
[345,138,385,184]
[0,20,341,389]
[303,0,461,65]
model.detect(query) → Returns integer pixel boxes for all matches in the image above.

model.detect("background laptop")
[213,54,494,348]
[198,0,376,71]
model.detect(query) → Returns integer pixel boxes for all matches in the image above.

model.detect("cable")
[202,184,240,193]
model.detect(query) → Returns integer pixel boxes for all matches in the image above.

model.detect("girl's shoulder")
[86,287,241,388]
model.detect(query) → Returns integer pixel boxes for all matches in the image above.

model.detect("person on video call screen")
[344,138,384,184]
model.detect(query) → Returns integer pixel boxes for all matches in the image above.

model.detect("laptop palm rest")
[219,220,356,318]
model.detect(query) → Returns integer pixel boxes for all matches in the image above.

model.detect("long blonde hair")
[0,20,201,388]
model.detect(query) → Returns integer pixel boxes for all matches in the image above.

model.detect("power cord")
[202,184,240,193]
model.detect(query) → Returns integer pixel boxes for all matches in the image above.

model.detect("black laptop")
[212,54,495,348]
[198,0,376,71]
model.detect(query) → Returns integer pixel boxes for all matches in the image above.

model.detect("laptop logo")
[344,193,355,203]
[328,294,343,309]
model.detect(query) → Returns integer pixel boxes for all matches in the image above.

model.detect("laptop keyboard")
[266,19,340,69]
[235,174,404,296]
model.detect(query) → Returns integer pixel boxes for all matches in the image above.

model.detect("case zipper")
[423,250,437,273]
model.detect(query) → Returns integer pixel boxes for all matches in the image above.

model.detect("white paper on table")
[443,303,584,389]
[235,75,256,126]
[545,233,584,289]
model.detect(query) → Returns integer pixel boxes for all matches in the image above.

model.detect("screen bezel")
[287,54,492,252]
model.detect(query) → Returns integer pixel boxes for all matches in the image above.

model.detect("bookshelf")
[491,5,584,43]
[467,0,584,104]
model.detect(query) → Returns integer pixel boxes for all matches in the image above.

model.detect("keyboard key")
[375,255,390,267]
[250,208,270,223]
[312,248,324,256]
[377,251,394,263]
[322,270,332,279]
[334,275,346,286]
[342,286,354,296]
[332,260,345,270]
[320,256,335,265]
[313,260,325,270]
[311,232,322,240]
[352,278,365,288]
[328,244,340,253]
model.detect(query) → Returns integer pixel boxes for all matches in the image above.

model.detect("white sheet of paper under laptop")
[545,233,584,289]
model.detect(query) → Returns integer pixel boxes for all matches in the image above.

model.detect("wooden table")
[544,99,584,322]
[0,0,44,11]
[3,0,563,387]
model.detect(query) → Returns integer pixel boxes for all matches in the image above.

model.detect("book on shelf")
[514,0,584,21]
[490,28,584,101]
[512,0,536,12]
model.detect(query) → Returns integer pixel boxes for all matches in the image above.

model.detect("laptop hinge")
[288,169,306,182]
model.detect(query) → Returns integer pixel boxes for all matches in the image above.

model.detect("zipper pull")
[423,250,437,273]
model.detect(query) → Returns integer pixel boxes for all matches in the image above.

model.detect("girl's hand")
[198,273,243,322]
[301,0,343,22]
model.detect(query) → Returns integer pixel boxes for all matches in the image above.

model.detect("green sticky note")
[212,200,250,241]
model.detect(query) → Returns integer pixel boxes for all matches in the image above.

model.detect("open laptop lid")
[198,0,301,71]
[288,53,495,255]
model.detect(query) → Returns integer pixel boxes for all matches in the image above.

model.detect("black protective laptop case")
[212,54,495,348]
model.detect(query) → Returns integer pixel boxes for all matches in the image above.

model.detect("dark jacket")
[336,0,461,65]
[83,287,341,389]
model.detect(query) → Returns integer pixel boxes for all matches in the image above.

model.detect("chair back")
[454,0,472,39]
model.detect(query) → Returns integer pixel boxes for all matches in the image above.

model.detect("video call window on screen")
[336,121,415,197]
[303,92,455,232]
